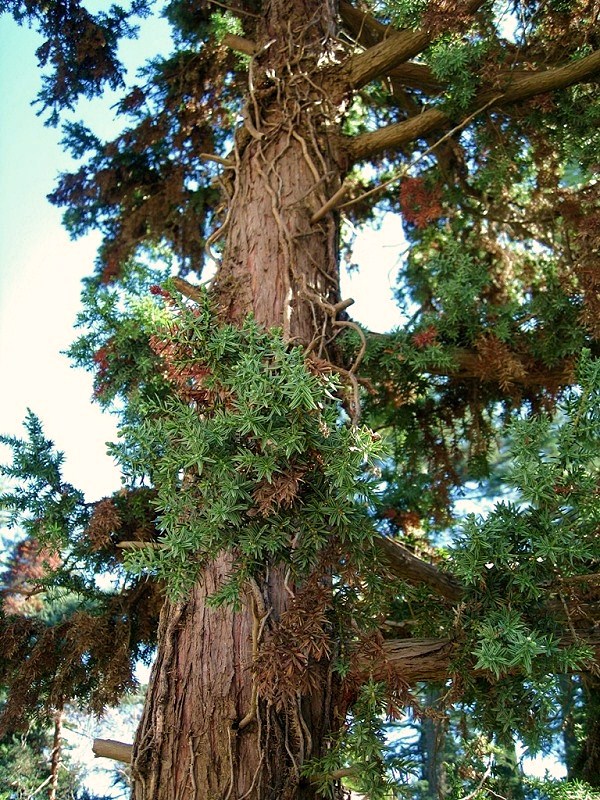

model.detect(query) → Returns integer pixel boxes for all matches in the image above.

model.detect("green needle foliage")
[110,286,385,601]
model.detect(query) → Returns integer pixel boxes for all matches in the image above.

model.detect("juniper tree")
[1,1,600,799]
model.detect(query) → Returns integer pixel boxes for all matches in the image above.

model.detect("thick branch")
[376,536,464,602]
[344,0,485,90]
[349,49,600,162]
[381,637,456,682]
[339,0,444,91]
[363,627,600,684]
[390,63,444,92]
[345,29,433,90]
[489,48,600,104]
[339,0,568,93]
[349,107,447,161]
[92,738,133,764]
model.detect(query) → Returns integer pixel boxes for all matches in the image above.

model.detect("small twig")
[27,774,54,799]
[311,182,351,224]
[333,319,367,372]
[116,541,162,550]
[456,759,493,800]
[340,95,502,212]
[336,364,362,424]
[208,0,260,17]
[560,592,580,643]
[312,96,502,222]
[199,152,235,168]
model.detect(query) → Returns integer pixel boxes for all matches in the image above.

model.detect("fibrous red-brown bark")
[131,3,348,799]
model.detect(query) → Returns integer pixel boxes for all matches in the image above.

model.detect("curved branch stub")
[93,738,133,764]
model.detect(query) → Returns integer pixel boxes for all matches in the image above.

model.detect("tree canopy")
[1,0,599,797]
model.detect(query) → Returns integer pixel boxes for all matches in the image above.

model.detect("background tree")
[0,503,116,800]
[1,0,600,798]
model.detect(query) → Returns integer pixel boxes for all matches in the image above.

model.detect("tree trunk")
[572,674,600,787]
[132,2,349,798]
[558,674,579,779]
[49,708,63,800]
[419,688,448,800]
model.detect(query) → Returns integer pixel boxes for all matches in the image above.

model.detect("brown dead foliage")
[560,183,600,337]
[0,579,163,734]
[344,630,413,718]
[250,468,307,517]
[1,538,61,616]
[254,574,333,709]
[474,333,527,391]
[86,498,123,551]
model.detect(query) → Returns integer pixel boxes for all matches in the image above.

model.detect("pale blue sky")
[0,17,120,498]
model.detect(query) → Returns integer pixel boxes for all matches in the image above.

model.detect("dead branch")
[93,738,133,764]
